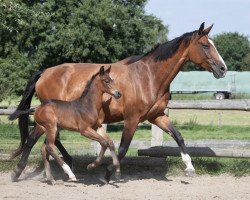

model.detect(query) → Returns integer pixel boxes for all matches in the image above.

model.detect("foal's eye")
[202,44,209,49]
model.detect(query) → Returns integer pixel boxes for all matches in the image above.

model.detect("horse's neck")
[146,45,189,95]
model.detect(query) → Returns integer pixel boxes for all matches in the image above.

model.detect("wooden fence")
[1,99,250,158]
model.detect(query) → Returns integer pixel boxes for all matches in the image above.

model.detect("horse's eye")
[202,44,209,49]
[104,80,110,84]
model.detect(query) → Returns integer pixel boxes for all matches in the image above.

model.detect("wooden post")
[102,124,107,131]
[151,124,163,147]
[218,112,222,128]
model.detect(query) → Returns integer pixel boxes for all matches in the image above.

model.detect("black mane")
[128,31,196,64]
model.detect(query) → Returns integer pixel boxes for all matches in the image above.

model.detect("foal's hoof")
[87,163,95,171]
[10,171,18,182]
[47,178,56,185]
[114,171,121,180]
[185,169,196,177]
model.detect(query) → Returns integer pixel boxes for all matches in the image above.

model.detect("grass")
[0,123,249,155]
[167,157,250,177]
[0,104,249,175]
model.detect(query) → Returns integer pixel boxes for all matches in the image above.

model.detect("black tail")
[9,71,41,159]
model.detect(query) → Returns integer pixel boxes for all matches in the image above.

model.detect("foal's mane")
[79,70,100,99]
[126,30,196,64]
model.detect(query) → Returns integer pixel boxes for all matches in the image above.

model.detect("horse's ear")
[99,66,105,76]
[198,22,205,35]
[106,65,111,74]
[203,24,213,35]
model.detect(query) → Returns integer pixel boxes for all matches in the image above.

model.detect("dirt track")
[0,168,249,200]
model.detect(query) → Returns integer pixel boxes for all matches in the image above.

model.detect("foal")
[32,66,121,183]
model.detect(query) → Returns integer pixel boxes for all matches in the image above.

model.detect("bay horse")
[10,23,227,182]
[13,66,122,183]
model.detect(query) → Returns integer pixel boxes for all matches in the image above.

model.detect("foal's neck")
[78,78,104,113]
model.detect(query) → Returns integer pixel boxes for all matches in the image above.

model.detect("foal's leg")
[41,142,54,184]
[43,132,73,169]
[45,128,76,182]
[87,127,107,170]
[87,126,119,173]
[11,126,44,182]
[81,127,120,178]
[104,119,139,182]
[149,113,195,176]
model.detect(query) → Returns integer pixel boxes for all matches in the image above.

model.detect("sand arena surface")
[0,168,249,200]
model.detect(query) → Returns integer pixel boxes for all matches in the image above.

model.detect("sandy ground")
[0,167,249,200]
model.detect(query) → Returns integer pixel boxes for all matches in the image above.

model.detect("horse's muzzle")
[211,63,227,79]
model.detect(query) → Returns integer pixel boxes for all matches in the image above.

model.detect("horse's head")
[187,22,227,78]
[99,66,122,99]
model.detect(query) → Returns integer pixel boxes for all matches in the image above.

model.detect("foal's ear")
[106,65,111,74]
[99,66,105,76]
[198,22,205,35]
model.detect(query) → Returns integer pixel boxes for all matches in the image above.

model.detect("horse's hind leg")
[45,128,76,182]
[149,114,196,177]
[11,125,44,182]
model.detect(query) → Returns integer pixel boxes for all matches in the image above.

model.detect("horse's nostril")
[220,66,225,72]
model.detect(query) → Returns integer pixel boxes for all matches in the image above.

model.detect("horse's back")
[35,62,126,102]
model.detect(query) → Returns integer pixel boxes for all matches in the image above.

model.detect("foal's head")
[98,66,122,99]
[187,22,227,78]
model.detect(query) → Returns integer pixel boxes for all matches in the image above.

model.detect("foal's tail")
[9,71,41,159]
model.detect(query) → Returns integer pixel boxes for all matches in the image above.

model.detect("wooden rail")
[1,99,250,115]
[138,146,250,158]
[167,99,250,111]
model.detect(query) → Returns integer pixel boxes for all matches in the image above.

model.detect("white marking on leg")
[181,152,195,171]
[62,163,76,180]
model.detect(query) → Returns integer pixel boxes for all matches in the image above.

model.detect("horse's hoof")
[99,177,109,185]
[185,169,196,177]
[11,171,18,182]
[68,176,77,182]
[114,171,121,180]
[104,171,111,183]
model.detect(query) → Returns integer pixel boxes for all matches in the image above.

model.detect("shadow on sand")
[20,156,173,186]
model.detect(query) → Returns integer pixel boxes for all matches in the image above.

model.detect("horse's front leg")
[104,118,139,182]
[149,113,196,177]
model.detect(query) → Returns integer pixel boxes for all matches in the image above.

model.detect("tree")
[213,32,250,71]
[0,0,168,99]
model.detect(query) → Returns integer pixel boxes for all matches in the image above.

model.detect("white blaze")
[208,39,227,69]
